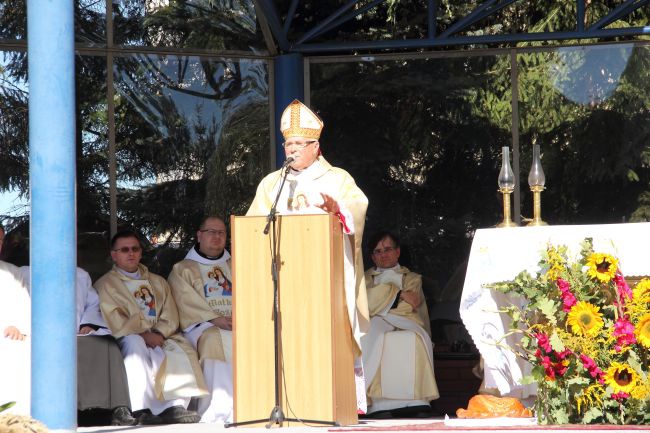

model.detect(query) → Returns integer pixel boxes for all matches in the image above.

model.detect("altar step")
[78,418,648,433]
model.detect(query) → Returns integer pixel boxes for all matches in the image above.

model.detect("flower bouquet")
[489,238,650,424]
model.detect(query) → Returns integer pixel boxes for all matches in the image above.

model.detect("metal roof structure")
[254,0,650,55]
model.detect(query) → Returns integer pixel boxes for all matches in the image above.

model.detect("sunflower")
[604,362,639,394]
[567,301,604,337]
[635,313,650,348]
[633,279,650,302]
[586,253,618,283]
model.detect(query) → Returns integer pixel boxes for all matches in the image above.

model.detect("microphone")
[282,156,295,167]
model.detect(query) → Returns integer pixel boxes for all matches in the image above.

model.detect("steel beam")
[589,0,649,31]
[254,0,291,51]
[440,0,519,38]
[296,0,364,45]
[428,0,438,39]
[305,0,387,43]
[283,0,300,35]
[268,1,650,56]
[292,26,650,53]
[577,0,585,32]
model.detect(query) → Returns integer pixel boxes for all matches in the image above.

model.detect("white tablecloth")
[459,222,650,398]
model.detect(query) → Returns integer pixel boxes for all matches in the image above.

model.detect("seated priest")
[0,224,31,415]
[21,265,137,426]
[95,230,207,425]
[167,216,234,423]
[361,231,439,416]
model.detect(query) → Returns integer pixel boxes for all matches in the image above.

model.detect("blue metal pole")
[27,0,77,431]
[274,53,304,168]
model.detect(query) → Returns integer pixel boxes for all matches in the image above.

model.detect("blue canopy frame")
[255,0,650,54]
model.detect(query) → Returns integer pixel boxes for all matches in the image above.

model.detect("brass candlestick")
[497,146,518,228]
[528,185,547,226]
[497,187,517,228]
[527,144,547,226]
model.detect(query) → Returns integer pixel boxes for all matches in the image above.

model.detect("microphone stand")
[263,162,292,236]
[226,162,338,428]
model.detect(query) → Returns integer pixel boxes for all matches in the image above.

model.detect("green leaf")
[583,406,604,424]
[537,297,558,326]
[549,331,565,352]
[520,375,537,385]
[550,406,570,424]
[566,375,590,386]
[0,401,16,413]
[626,353,643,374]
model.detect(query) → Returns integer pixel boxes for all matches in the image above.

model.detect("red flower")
[556,278,577,312]
[614,272,632,304]
[541,355,555,379]
[553,360,569,377]
[579,354,605,383]
[612,317,637,352]
[535,333,552,353]
[611,391,630,402]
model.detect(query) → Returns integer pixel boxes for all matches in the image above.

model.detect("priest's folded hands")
[3,325,27,340]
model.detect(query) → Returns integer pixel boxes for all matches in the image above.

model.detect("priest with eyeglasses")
[95,230,207,425]
[247,99,370,413]
[361,231,439,417]
[167,216,234,423]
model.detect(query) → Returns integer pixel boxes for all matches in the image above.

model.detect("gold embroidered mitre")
[280,99,324,140]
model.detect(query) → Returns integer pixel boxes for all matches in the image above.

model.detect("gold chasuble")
[95,264,208,399]
[362,267,438,403]
[168,255,232,363]
[246,156,370,355]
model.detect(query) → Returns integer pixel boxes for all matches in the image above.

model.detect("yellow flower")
[546,264,565,281]
[631,377,650,400]
[567,301,604,337]
[586,253,618,283]
[633,279,650,301]
[636,313,650,348]
[604,362,639,394]
[575,383,605,414]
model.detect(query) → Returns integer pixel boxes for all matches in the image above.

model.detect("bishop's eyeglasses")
[282,140,317,149]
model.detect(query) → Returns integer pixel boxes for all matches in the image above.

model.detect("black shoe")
[365,409,393,419]
[159,405,201,424]
[111,406,137,426]
[392,405,433,418]
[132,409,164,425]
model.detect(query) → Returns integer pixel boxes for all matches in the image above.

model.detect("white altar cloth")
[459,222,650,398]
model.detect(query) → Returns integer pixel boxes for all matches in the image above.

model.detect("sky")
[0,189,28,218]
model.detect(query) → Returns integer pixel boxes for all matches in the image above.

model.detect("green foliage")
[0,402,15,413]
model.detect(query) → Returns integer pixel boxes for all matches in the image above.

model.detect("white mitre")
[280,99,324,140]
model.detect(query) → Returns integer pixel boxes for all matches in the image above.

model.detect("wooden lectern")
[231,214,358,427]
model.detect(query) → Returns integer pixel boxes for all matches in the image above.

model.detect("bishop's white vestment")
[247,156,370,412]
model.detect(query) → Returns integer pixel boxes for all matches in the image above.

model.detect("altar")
[459,222,650,398]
